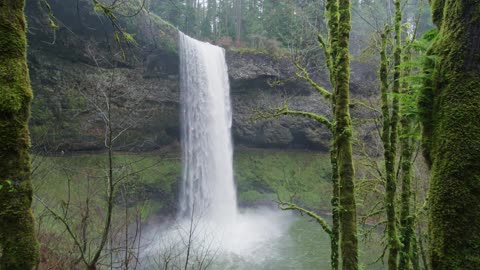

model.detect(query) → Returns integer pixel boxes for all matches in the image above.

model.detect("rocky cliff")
[26,1,377,153]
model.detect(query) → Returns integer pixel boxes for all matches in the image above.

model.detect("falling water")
[140,32,293,269]
[178,32,237,224]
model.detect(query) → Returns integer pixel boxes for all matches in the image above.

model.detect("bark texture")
[386,1,402,268]
[422,0,480,269]
[398,51,415,270]
[0,0,40,268]
[334,0,358,268]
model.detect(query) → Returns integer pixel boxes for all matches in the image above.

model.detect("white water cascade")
[179,32,238,223]
[176,31,293,257]
[141,33,294,269]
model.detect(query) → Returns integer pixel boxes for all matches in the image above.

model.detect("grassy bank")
[32,147,332,220]
[234,148,332,210]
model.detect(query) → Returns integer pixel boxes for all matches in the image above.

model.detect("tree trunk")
[379,26,400,270]
[0,0,39,269]
[386,1,402,268]
[330,148,340,270]
[398,52,415,270]
[423,0,480,268]
[398,118,414,270]
[334,0,358,268]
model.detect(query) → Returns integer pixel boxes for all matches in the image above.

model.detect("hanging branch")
[294,62,333,100]
[253,102,333,132]
[275,194,332,235]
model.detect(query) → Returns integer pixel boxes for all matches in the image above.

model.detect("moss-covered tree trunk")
[326,0,340,268]
[330,148,340,270]
[378,2,403,267]
[380,26,399,270]
[386,1,402,269]
[398,51,415,270]
[422,0,480,268]
[261,1,357,268]
[334,0,358,268]
[0,0,40,269]
[379,23,402,270]
[398,118,414,270]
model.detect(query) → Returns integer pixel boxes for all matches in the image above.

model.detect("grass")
[234,148,332,210]
[33,152,179,202]
[30,148,332,262]
[32,147,333,223]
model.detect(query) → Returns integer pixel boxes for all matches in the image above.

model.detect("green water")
[212,215,386,270]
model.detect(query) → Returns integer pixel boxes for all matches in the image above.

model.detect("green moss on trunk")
[398,51,416,270]
[387,1,402,268]
[330,149,340,270]
[0,0,39,268]
[326,1,340,269]
[333,0,358,268]
[398,120,415,270]
[423,0,480,268]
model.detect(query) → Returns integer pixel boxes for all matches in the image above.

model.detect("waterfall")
[178,32,238,224]
[141,33,293,268]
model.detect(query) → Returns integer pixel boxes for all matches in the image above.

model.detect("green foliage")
[390,30,438,156]
[0,180,14,192]
[149,0,324,53]
[398,28,439,165]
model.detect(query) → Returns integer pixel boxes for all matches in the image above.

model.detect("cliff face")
[26,2,377,153]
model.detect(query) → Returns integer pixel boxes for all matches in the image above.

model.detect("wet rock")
[26,1,377,153]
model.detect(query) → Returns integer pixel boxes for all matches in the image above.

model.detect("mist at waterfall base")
[140,32,294,269]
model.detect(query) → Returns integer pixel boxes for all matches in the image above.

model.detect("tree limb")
[294,62,332,100]
[276,197,332,236]
[253,103,333,132]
